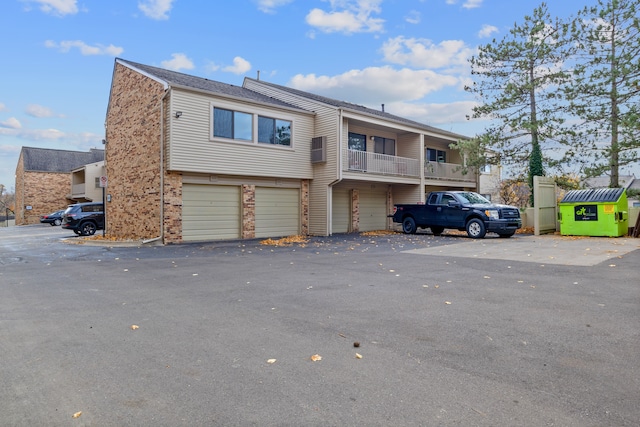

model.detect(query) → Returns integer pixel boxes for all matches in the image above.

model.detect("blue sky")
[0,0,617,191]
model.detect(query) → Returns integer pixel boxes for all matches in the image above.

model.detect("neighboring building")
[105,58,478,244]
[70,160,106,203]
[14,147,104,225]
[583,174,638,209]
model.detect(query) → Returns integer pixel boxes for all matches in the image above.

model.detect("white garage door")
[255,187,300,238]
[182,184,240,241]
[359,188,387,231]
[332,187,350,234]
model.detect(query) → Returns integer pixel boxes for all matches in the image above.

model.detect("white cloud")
[255,0,294,13]
[0,126,101,144]
[25,104,58,118]
[381,36,474,69]
[478,24,498,38]
[0,118,22,129]
[138,0,175,20]
[385,100,478,126]
[44,40,124,56]
[289,66,459,105]
[306,0,384,34]
[463,0,483,9]
[23,0,78,16]
[405,10,421,25]
[0,126,65,140]
[445,0,484,9]
[222,57,252,75]
[161,53,195,71]
[0,103,7,112]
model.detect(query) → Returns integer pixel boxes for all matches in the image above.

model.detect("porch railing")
[71,183,86,196]
[424,161,476,182]
[342,149,420,178]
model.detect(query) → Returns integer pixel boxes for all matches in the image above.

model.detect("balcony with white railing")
[71,183,86,197]
[342,149,421,178]
[424,161,476,183]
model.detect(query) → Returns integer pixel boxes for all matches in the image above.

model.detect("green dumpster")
[558,188,628,237]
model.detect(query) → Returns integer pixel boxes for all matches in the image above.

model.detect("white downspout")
[327,108,344,235]
[156,88,170,244]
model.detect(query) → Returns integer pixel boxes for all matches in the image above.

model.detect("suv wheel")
[80,222,97,236]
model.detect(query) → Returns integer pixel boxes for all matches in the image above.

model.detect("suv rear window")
[81,204,103,213]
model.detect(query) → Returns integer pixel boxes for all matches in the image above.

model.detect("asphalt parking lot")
[1,225,639,426]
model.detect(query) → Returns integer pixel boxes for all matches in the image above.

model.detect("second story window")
[426,148,446,163]
[373,137,395,155]
[213,108,252,141]
[258,116,291,146]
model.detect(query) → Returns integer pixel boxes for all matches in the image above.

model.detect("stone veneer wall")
[301,180,309,235]
[162,171,183,244]
[105,63,164,240]
[242,184,256,239]
[15,168,71,225]
[351,189,359,232]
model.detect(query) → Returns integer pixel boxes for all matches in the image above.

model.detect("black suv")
[61,202,105,236]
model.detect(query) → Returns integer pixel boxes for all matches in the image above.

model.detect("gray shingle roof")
[243,78,470,140]
[21,147,104,173]
[117,59,308,112]
[117,59,468,141]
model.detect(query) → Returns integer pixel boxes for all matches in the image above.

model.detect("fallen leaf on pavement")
[130,325,139,330]
[72,411,82,419]
[267,359,276,364]
[310,354,322,362]
[355,353,362,359]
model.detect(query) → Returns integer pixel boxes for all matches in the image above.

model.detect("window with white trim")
[213,108,252,141]
[258,116,291,146]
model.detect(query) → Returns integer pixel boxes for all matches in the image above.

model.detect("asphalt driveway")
[1,225,639,426]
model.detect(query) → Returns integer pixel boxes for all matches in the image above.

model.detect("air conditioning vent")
[311,136,327,163]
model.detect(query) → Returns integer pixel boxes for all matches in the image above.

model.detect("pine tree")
[466,3,573,206]
[566,0,640,188]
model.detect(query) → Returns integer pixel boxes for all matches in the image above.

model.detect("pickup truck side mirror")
[447,200,461,207]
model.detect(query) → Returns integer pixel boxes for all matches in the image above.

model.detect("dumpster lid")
[560,188,625,203]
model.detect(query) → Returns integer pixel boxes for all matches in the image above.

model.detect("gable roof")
[243,77,469,140]
[115,59,468,141]
[116,59,309,113]
[20,147,104,173]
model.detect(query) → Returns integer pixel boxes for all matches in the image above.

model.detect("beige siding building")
[104,58,478,244]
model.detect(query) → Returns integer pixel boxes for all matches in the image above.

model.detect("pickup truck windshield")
[457,192,491,204]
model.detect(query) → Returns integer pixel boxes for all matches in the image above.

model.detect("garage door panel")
[359,189,387,231]
[182,184,240,241]
[255,188,300,238]
[332,188,350,234]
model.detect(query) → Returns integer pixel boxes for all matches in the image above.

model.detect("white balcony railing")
[71,183,86,196]
[424,161,476,182]
[342,149,420,178]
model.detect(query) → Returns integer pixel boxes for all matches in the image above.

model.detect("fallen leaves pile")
[359,230,400,236]
[259,235,309,246]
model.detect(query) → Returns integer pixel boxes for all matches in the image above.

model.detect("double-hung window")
[213,108,253,141]
[258,116,291,146]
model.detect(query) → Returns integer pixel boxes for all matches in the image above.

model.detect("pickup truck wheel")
[430,226,444,236]
[402,217,417,234]
[466,218,486,239]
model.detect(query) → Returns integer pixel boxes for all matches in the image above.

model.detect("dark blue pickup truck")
[391,191,522,238]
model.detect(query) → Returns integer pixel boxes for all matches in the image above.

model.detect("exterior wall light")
[175,111,183,118]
